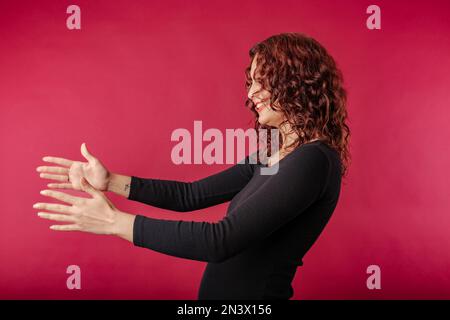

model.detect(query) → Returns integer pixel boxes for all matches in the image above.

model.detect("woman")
[34,32,350,300]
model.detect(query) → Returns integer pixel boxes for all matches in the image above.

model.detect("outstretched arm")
[35,147,329,263]
[124,155,255,212]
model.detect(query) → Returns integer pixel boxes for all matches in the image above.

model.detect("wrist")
[106,172,116,192]
[107,173,132,198]
[112,210,136,242]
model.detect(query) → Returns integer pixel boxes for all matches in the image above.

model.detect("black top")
[129,140,342,299]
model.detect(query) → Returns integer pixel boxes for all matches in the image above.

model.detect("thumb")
[80,177,99,196]
[81,142,96,162]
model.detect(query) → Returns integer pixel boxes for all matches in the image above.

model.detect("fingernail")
[37,212,43,217]
[40,190,46,195]
[33,203,39,208]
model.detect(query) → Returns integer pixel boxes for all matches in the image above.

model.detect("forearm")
[127,158,255,211]
[107,173,132,197]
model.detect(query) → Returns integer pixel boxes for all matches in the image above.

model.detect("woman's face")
[248,55,285,127]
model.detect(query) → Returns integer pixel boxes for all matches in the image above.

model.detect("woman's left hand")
[33,177,135,240]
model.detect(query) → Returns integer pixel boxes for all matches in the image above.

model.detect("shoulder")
[288,143,330,167]
[281,143,331,183]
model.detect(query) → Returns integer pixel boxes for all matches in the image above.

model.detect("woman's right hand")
[37,143,111,191]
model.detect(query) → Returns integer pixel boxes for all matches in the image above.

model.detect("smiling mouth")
[255,103,269,112]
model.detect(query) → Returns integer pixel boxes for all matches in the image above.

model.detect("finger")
[37,212,76,223]
[80,177,99,197]
[39,189,81,205]
[42,156,74,167]
[33,202,72,214]
[49,224,81,231]
[47,183,74,190]
[36,166,69,174]
[39,173,68,182]
[81,143,96,162]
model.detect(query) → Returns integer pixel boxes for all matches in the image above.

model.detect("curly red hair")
[245,32,351,179]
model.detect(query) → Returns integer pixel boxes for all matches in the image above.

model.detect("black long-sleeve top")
[128,140,342,299]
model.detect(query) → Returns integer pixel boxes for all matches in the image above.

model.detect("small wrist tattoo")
[124,184,130,192]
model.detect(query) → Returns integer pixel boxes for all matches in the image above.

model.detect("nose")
[247,89,255,101]
[247,81,260,101]
[248,87,261,102]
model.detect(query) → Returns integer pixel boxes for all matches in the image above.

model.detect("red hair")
[245,32,351,179]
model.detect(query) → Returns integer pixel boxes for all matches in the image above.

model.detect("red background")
[1,0,450,299]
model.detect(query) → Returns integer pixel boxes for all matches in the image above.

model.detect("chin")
[257,115,275,126]
[257,118,268,125]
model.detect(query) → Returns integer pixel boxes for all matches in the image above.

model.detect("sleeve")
[127,155,255,212]
[132,147,330,263]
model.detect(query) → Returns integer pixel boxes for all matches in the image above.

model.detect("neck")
[278,122,321,152]
[278,122,299,152]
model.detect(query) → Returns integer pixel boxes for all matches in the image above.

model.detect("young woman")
[34,32,350,300]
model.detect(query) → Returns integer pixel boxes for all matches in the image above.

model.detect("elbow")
[208,254,228,263]
[207,248,238,263]
[204,223,242,263]
[170,205,191,212]
[209,253,226,263]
